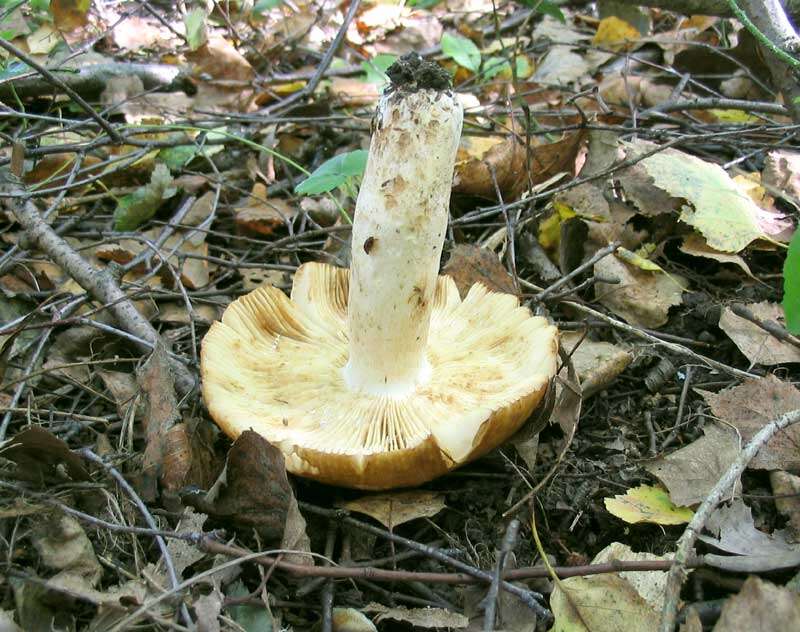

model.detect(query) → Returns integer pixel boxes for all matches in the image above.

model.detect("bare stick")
[8,189,196,395]
[659,407,800,632]
[532,241,620,303]
[561,301,758,380]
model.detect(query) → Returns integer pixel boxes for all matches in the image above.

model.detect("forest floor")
[1,1,799,631]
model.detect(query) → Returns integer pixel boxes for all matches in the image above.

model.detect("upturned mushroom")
[201,54,558,490]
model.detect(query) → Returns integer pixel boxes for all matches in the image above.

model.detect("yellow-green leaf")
[604,485,694,525]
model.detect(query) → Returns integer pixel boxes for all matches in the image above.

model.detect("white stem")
[344,88,463,396]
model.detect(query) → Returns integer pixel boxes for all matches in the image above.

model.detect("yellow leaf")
[537,201,576,252]
[338,491,446,528]
[710,109,760,124]
[593,16,640,51]
[605,485,694,525]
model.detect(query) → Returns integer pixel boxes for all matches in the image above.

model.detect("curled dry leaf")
[183,430,294,542]
[234,182,296,236]
[679,233,755,278]
[453,136,526,201]
[699,375,800,471]
[719,301,800,365]
[0,426,88,485]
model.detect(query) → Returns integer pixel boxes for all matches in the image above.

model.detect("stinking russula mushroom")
[201,54,559,490]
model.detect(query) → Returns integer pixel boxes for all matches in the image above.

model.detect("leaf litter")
[1,1,800,630]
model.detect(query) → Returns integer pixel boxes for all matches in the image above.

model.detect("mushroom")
[201,54,558,490]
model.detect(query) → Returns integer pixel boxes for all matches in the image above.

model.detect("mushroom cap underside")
[201,262,558,489]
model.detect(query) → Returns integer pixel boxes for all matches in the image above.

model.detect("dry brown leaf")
[330,77,382,106]
[770,471,800,540]
[111,16,174,51]
[50,0,91,31]
[235,183,296,236]
[644,423,740,506]
[33,514,102,585]
[594,255,685,328]
[713,577,800,632]
[183,430,294,542]
[679,234,755,278]
[763,150,800,205]
[719,301,800,365]
[137,345,181,502]
[96,370,139,421]
[366,603,468,628]
[442,244,517,297]
[453,136,526,200]
[700,375,800,471]
[339,491,446,528]
[0,426,89,484]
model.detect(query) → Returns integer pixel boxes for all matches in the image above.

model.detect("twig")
[659,407,800,632]
[662,366,694,451]
[77,448,193,628]
[7,187,197,396]
[561,301,759,380]
[298,502,551,622]
[532,241,620,303]
[730,302,800,349]
[483,519,520,632]
[0,38,122,143]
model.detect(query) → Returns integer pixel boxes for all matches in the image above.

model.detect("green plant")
[294,150,368,195]
[783,228,800,333]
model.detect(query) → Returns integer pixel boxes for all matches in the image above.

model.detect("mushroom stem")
[343,74,463,396]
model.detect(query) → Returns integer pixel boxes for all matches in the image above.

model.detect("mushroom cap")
[202,262,558,489]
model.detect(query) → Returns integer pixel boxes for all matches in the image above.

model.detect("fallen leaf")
[226,580,278,631]
[591,542,674,609]
[340,491,446,528]
[194,592,222,632]
[137,344,182,502]
[770,471,800,539]
[33,514,102,585]
[453,136,527,201]
[235,182,296,235]
[644,423,740,506]
[50,0,91,31]
[550,574,661,631]
[679,233,755,278]
[604,484,694,525]
[593,16,640,51]
[113,163,176,231]
[442,244,517,298]
[26,24,61,55]
[784,229,800,334]
[166,508,208,577]
[332,607,378,632]
[0,426,89,485]
[594,254,685,328]
[713,576,800,631]
[700,375,800,471]
[626,141,769,252]
[719,301,800,365]
[96,370,140,421]
[366,603,468,628]
[533,47,591,86]
[560,332,632,398]
[183,430,293,542]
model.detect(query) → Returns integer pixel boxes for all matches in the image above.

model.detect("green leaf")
[604,485,694,525]
[113,163,176,231]
[295,150,368,195]
[407,0,442,7]
[520,0,566,23]
[361,54,397,84]
[784,229,800,334]
[184,8,207,51]
[253,0,284,15]
[158,145,198,171]
[483,57,510,79]
[441,33,481,72]
[226,581,273,632]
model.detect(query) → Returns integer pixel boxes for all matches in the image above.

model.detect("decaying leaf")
[604,484,694,525]
[32,514,102,586]
[719,301,800,365]
[235,182,296,235]
[365,603,468,628]
[770,471,800,539]
[591,542,674,609]
[113,163,176,231]
[441,244,517,298]
[550,573,661,632]
[0,426,89,484]
[700,375,800,471]
[644,423,740,506]
[594,254,685,328]
[452,136,527,201]
[764,150,800,205]
[339,491,446,528]
[713,576,800,631]
[183,430,294,542]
